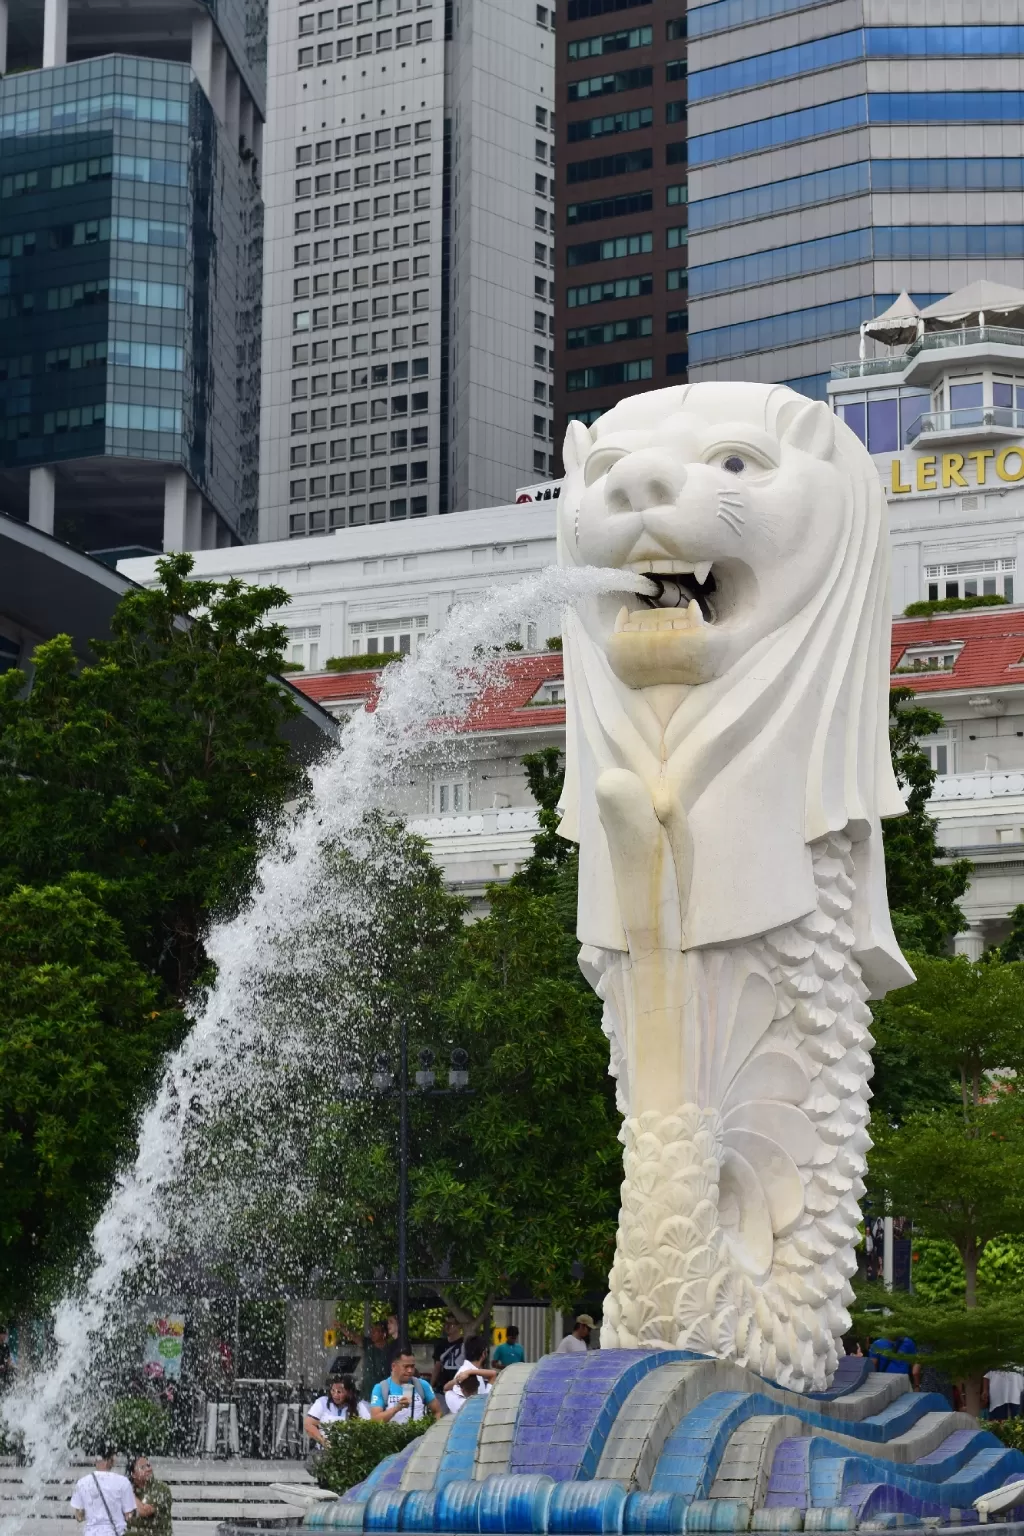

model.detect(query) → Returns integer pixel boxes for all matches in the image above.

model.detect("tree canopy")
[0,553,304,999]
[0,556,305,1312]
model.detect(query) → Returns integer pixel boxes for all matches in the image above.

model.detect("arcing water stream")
[0,564,647,1527]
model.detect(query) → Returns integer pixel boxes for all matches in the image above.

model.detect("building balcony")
[905,405,1024,447]
[930,771,1024,804]
[832,325,1024,382]
[408,807,540,838]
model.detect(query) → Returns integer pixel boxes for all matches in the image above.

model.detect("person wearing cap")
[556,1315,594,1353]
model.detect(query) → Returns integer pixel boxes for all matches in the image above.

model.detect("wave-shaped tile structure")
[304,1350,1024,1532]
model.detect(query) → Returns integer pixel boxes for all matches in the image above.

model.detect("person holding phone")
[369,1348,441,1424]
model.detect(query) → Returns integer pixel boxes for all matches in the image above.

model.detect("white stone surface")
[556,382,914,1393]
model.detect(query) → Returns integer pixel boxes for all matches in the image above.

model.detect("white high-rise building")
[259,0,557,542]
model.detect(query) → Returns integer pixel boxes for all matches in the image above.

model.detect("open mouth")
[615,563,717,633]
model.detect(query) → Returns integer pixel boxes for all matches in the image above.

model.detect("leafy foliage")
[326,653,402,672]
[98,1396,172,1456]
[850,1285,1024,1407]
[0,553,304,999]
[0,882,181,1311]
[315,1418,430,1494]
[0,555,306,1311]
[882,688,970,956]
[903,595,1008,617]
[990,1417,1024,1452]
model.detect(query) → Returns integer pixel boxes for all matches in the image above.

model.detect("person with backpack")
[70,1446,140,1534]
[369,1347,441,1424]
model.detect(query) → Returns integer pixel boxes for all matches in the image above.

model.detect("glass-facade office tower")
[554,0,688,444]
[259,0,556,540]
[0,0,265,553]
[687,5,1024,399]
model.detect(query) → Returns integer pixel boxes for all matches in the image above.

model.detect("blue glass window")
[690,295,894,365]
[690,28,1024,103]
[867,397,899,454]
[690,162,869,232]
[690,96,867,166]
[876,226,1024,260]
[690,228,870,297]
[873,158,1024,192]
[839,400,866,442]
[691,160,1024,232]
[688,0,822,40]
[871,92,1024,125]
[691,95,1024,165]
[689,31,864,102]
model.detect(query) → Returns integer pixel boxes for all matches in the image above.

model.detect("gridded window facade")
[0,56,262,546]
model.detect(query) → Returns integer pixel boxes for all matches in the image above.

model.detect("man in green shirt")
[126,1456,172,1536]
[491,1326,524,1370]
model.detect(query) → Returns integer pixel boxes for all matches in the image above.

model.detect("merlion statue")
[557,382,914,1392]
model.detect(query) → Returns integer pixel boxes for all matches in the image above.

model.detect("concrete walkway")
[0,1456,315,1532]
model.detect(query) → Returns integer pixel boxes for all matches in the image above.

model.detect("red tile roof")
[295,612,1024,718]
[292,651,567,731]
[890,607,1024,694]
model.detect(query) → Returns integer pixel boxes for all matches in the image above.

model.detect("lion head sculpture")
[557,381,912,998]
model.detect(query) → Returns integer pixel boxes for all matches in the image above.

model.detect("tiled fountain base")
[303,1351,1024,1533]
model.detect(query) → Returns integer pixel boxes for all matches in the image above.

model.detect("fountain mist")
[0,564,647,1524]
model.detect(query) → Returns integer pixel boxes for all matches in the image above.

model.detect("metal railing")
[832,324,1024,379]
[905,405,1024,443]
[183,1379,316,1459]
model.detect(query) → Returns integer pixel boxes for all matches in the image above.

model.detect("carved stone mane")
[557,382,913,1392]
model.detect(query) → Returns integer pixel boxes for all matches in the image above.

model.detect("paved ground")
[0,1456,315,1532]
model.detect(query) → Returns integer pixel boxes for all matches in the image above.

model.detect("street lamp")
[335,1038,472,1345]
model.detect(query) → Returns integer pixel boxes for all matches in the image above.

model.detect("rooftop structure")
[829,283,1024,614]
[119,497,558,671]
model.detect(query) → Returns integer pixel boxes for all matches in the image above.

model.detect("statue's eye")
[723,455,746,474]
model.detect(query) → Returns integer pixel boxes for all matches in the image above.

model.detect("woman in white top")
[304,1375,372,1446]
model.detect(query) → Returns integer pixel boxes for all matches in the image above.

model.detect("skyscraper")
[259,0,556,541]
[687,6,1024,398]
[0,0,265,554]
[554,0,688,444]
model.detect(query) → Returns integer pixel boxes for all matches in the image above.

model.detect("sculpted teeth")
[693,562,712,585]
[616,604,706,633]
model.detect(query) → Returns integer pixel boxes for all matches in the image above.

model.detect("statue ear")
[562,419,592,475]
[778,399,835,460]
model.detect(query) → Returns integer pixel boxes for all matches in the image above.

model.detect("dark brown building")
[554,0,687,444]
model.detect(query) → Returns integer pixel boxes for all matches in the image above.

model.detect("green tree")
[863,952,1024,1412]
[883,687,970,955]
[221,764,623,1330]
[0,555,305,1309]
[0,553,303,999]
[0,882,180,1311]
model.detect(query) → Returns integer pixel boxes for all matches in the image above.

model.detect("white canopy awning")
[861,291,921,346]
[918,280,1024,331]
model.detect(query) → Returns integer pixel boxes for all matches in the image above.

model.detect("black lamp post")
[350,1037,472,1346]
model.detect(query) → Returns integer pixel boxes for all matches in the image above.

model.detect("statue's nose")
[604,450,687,514]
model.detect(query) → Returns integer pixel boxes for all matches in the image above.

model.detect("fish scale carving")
[601,834,873,1393]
